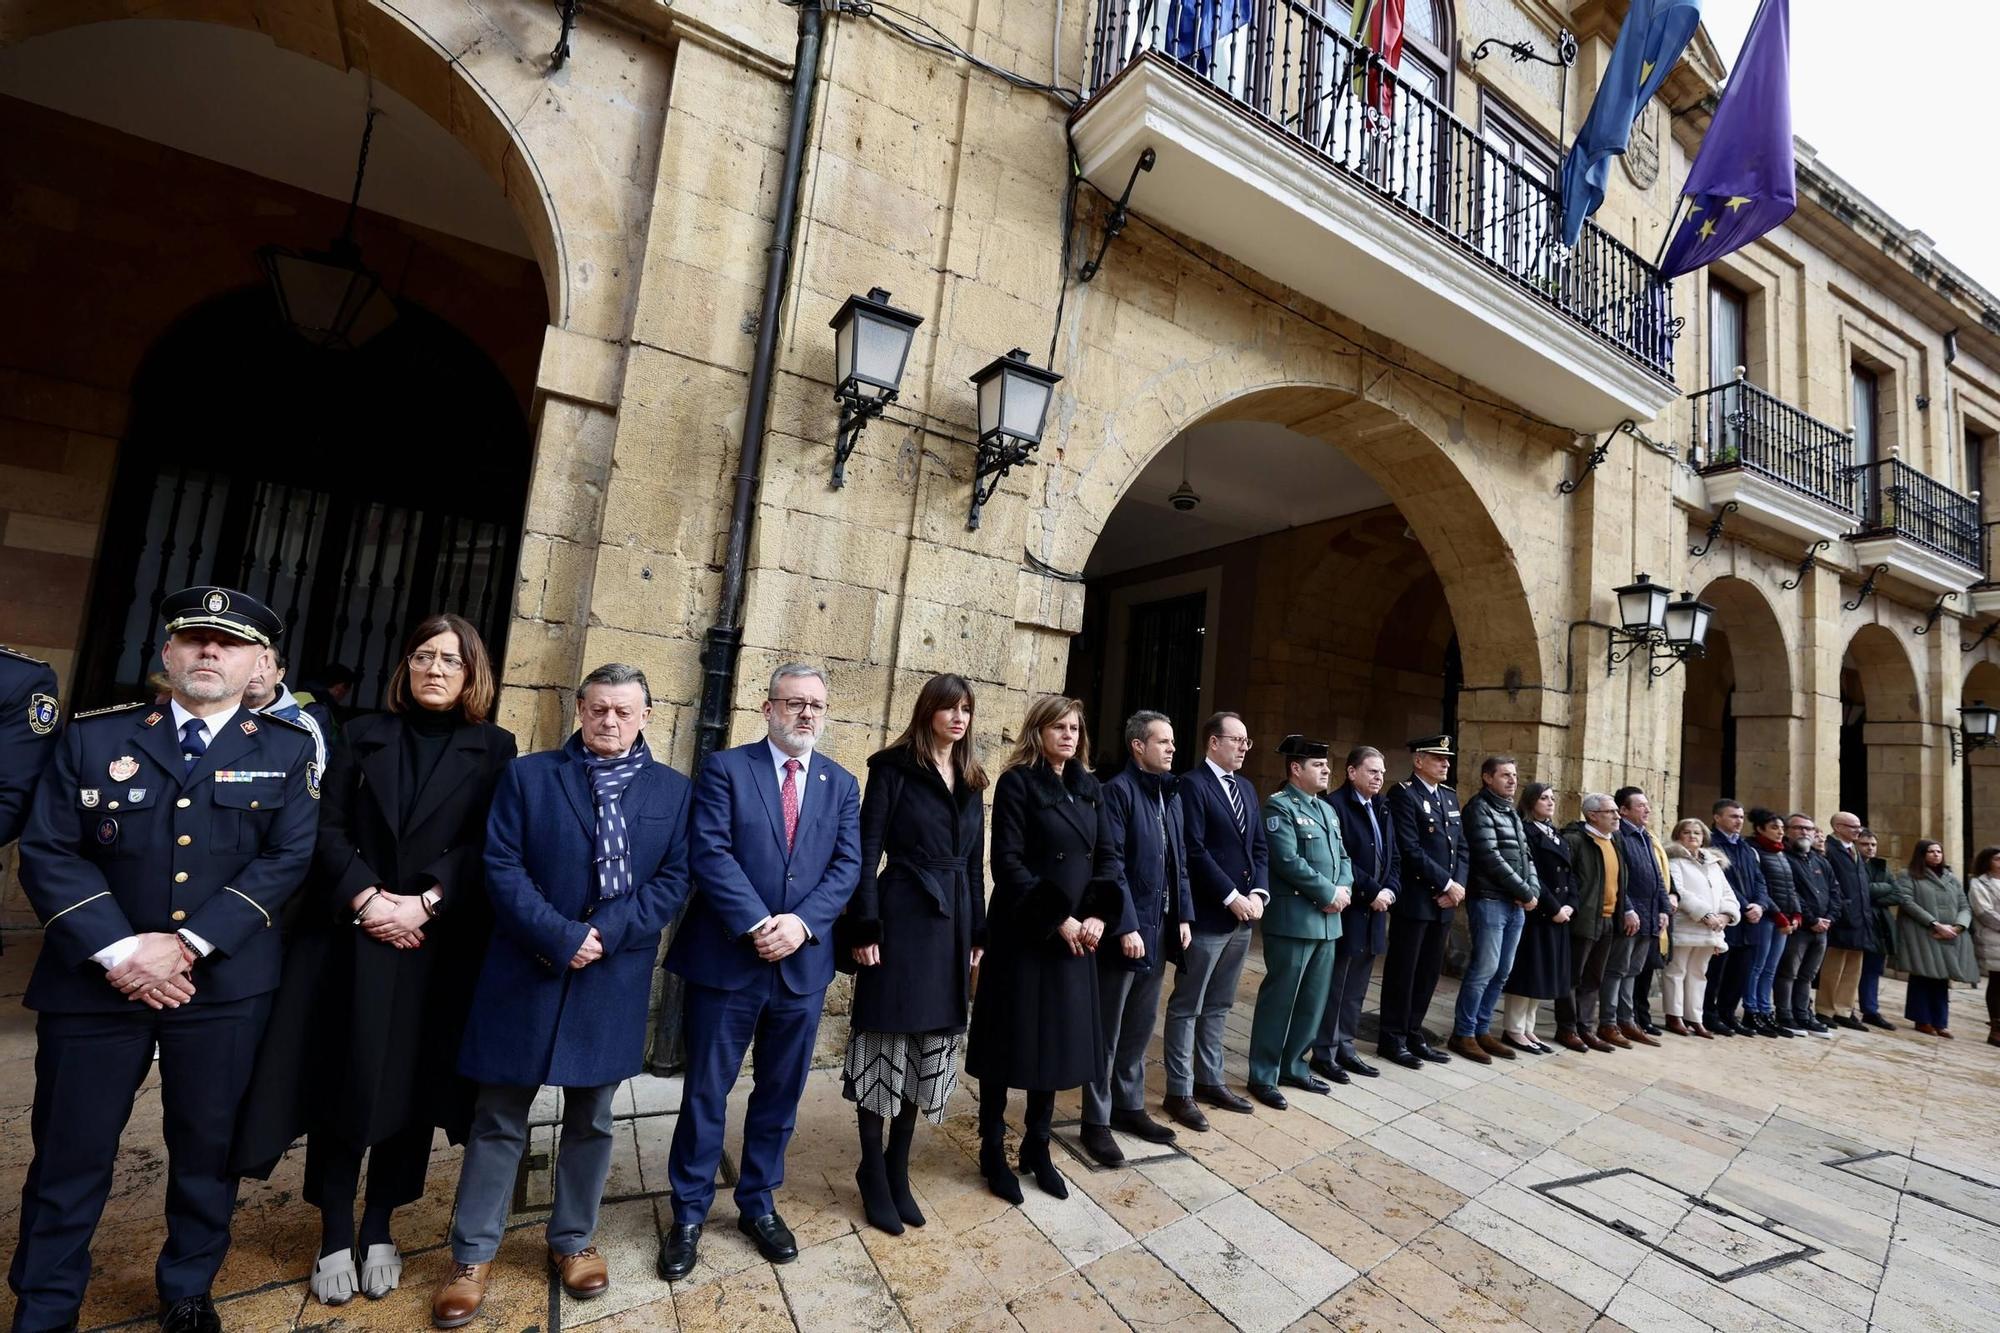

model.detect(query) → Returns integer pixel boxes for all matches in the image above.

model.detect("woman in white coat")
[1664,820,1740,1039]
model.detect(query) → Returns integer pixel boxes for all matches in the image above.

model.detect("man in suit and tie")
[1161,712,1268,1132]
[11,586,318,1333]
[658,663,861,1281]
[1380,735,1468,1069]
[1311,745,1399,1083]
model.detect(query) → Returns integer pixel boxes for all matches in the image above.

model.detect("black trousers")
[1377,914,1449,1048]
[1705,933,1754,1024]
[302,1120,436,1213]
[9,995,271,1330]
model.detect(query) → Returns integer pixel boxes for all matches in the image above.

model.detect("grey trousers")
[1577,929,1632,1031]
[449,1081,619,1264]
[1614,935,1658,1022]
[1313,947,1377,1061]
[1775,929,1828,1022]
[1084,962,1167,1124]
[1162,925,1252,1096]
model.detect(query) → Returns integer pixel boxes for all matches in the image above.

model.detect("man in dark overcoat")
[427,664,691,1325]
[1312,744,1400,1082]
[1379,735,1467,1068]
[10,586,317,1333]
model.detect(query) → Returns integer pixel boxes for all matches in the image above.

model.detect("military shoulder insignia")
[28,692,57,735]
[306,761,322,801]
[80,788,99,808]
[0,645,51,665]
[143,710,164,727]
[1266,814,1282,831]
[73,701,147,721]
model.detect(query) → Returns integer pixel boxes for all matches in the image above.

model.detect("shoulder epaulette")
[259,711,314,737]
[0,645,52,666]
[73,701,147,720]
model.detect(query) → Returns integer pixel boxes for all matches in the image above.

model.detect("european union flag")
[1165,1,1254,78]
[1558,0,1703,247]
[1658,0,1795,279]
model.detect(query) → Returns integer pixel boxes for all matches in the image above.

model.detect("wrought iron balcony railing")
[1979,520,2000,588]
[1849,457,1983,570]
[1083,0,1676,378]
[1687,375,1856,514]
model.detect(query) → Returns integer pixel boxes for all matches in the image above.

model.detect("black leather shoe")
[1281,1072,1338,1093]
[737,1212,798,1264]
[1110,1108,1177,1144]
[1382,1046,1424,1069]
[1162,1094,1211,1133]
[1079,1123,1126,1167]
[657,1223,702,1281]
[1307,1056,1342,1082]
[1194,1082,1255,1114]
[1409,1037,1451,1064]
[1640,1022,1663,1037]
[1246,1082,1288,1110]
[1864,1011,1896,1030]
[160,1294,221,1333]
[1336,1053,1380,1078]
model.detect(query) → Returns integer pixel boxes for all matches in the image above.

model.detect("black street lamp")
[828,287,923,489]
[1650,589,1716,677]
[257,108,397,351]
[1957,699,1999,760]
[966,348,1062,530]
[1578,573,1717,681]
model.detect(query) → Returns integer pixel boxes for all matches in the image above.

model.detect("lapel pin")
[239,718,258,735]
[81,788,100,808]
[108,756,140,782]
[143,711,163,727]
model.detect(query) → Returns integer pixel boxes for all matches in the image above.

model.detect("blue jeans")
[1455,898,1525,1037]
[1859,949,1886,1015]
[1745,917,1781,1013]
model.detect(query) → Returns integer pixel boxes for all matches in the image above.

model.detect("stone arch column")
[1843,622,1928,860]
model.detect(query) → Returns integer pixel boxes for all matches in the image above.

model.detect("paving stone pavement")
[2,933,1997,1331]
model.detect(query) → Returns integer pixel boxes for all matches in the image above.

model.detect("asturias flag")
[1348,0,1407,122]
[1658,0,1795,279]
[1558,0,1703,246]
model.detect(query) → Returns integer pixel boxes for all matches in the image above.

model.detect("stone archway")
[1842,623,1926,858]
[1966,659,2000,862]
[1679,576,1796,818]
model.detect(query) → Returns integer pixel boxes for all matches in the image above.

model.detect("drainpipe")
[653,0,824,1074]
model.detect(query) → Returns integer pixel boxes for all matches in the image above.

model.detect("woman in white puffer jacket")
[1664,820,1741,1039]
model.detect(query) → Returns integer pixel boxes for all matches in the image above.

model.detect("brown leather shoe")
[1476,1033,1517,1060]
[1556,1030,1590,1053]
[550,1246,609,1299]
[1447,1035,1492,1064]
[1663,1017,1692,1037]
[1620,1021,1661,1047]
[1691,1023,1713,1039]
[1581,1028,1615,1051]
[431,1261,490,1329]
[1937,1028,1955,1039]
[1597,1024,1631,1049]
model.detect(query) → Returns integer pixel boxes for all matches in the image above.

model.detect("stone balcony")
[1071,2,1679,433]
[1688,376,1858,548]
[1847,456,1984,600]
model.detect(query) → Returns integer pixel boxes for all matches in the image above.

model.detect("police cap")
[1407,734,1454,756]
[161,586,283,647]
[1275,734,1329,760]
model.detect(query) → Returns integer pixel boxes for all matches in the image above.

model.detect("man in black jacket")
[1776,813,1836,1037]
[1162,712,1268,1131]
[1451,756,1540,1064]
[1380,736,1467,1068]
[1703,799,1769,1035]
[1086,712,1195,1163]
[1311,745,1400,1082]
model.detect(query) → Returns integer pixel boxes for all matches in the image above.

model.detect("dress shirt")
[748,738,817,940]
[1205,757,1268,902]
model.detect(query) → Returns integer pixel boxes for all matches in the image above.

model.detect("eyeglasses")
[771,697,828,717]
[1219,735,1253,748]
[409,651,465,674]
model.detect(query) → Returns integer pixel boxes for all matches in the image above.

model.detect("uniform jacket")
[1386,775,1468,922]
[1260,784,1349,942]
[1096,766,1195,974]
[1464,788,1542,904]
[1325,781,1399,957]
[461,734,693,1087]
[1179,762,1268,934]
[1823,840,1877,951]
[18,700,317,1012]
[842,746,986,1035]
[1,647,60,848]
[665,740,861,998]
[1891,869,1979,984]
[1559,821,1632,941]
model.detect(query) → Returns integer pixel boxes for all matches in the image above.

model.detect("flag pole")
[1653,193,1689,269]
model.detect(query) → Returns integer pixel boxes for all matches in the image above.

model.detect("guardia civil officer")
[9,587,319,1333]
[1,644,60,850]
[1379,735,1468,1068]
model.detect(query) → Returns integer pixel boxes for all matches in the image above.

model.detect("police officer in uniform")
[10,587,319,1333]
[1,644,61,850]
[1244,736,1350,1110]
[1379,735,1468,1069]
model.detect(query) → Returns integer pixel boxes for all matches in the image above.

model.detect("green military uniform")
[1247,767,1352,1089]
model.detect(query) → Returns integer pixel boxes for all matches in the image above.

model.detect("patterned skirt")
[842,1028,962,1123]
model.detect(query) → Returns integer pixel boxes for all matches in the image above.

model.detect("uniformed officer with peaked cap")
[10,586,319,1333]
[1379,734,1469,1069]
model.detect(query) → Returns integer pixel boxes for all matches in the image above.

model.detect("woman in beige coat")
[1968,846,2000,1048]
[1664,822,1739,1039]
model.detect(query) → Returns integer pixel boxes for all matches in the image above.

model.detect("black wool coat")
[965,760,1119,1092]
[233,712,516,1175]
[843,746,988,1036]
[1505,820,1577,999]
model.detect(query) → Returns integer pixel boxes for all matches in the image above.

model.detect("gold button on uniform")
[174,871,189,883]
[176,797,191,808]
[250,800,260,809]
[177,835,192,846]
[108,801,120,810]
[171,910,187,922]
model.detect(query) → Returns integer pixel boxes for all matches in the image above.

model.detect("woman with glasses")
[1498,782,1574,1054]
[1894,839,1979,1038]
[233,613,516,1306]
[965,694,1116,1205]
[1663,820,1739,1039]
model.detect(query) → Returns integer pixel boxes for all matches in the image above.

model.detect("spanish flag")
[1349,0,1407,123]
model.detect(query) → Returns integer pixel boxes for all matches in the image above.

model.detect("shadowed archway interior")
[1678,577,1795,820]
[1841,623,1926,858]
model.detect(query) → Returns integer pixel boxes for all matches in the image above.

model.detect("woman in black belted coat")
[966,694,1118,1206]
[838,673,989,1236]
[232,614,515,1306]
[1499,783,1576,1054]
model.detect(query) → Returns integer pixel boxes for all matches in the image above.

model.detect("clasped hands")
[1433,878,1467,910]
[106,933,197,1010]
[354,887,428,949]
[1058,915,1107,956]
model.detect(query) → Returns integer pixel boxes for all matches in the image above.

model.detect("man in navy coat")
[11,587,317,1333]
[658,663,861,1281]
[432,664,693,1326]
[1312,744,1401,1082]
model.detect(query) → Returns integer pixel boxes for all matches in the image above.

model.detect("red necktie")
[781,758,801,852]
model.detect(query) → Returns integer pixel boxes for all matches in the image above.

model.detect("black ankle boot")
[855,1160,904,1235]
[885,1107,925,1227]
[1018,1136,1067,1199]
[980,1138,1023,1205]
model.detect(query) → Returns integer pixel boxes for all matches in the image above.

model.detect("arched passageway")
[1965,660,2000,864]
[1678,577,1795,820]
[1840,624,1926,857]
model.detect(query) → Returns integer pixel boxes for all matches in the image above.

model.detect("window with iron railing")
[1849,456,1983,570]
[1687,375,1856,514]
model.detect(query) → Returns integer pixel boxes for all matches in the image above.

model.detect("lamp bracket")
[1949,726,1964,764]
[968,436,1037,530]
[830,390,894,490]
[551,0,584,70]
[1913,592,1959,636]
[1963,619,2000,654]
[1558,419,1637,495]
[1690,501,1739,558]
[1779,539,1832,592]
[1078,148,1156,283]
[1648,644,1703,680]
[1470,29,1578,68]
[1842,563,1889,612]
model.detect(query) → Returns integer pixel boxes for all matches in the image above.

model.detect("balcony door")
[1852,365,1881,523]
[1708,281,1748,460]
